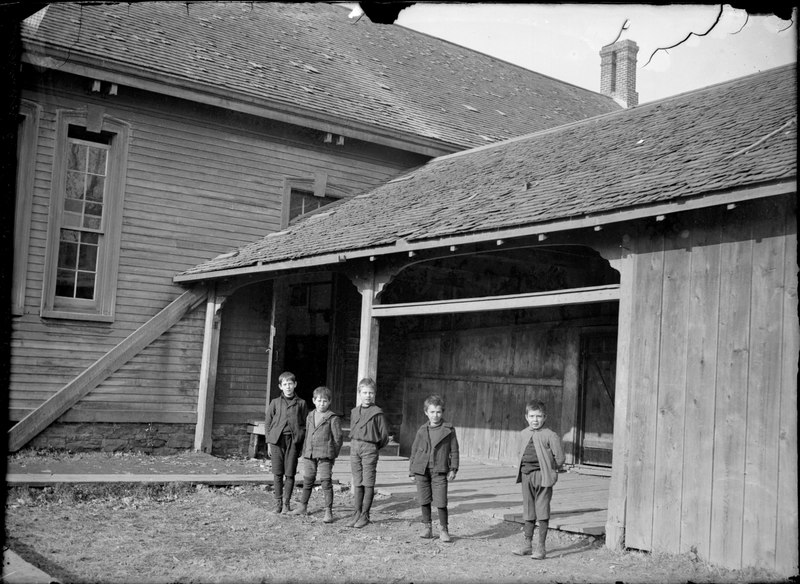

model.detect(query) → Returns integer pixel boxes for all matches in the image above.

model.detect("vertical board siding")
[776,207,798,576]
[709,208,752,569]
[625,197,798,575]
[12,82,418,426]
[400,323,569,464]
[651,230,691,553]
[624,232,664,551]
[679,215,722,558]
[741,200,785,570]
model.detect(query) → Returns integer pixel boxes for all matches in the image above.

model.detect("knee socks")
[524,520,535,539]
[300,478,313,504]
[362,486,375,514]
[283,477,294,502]
[273,475,284,500]
[437,507,448,529]
[353,486,364,513]
[421,503,432,523]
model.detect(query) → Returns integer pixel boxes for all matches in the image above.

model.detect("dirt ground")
[3,452,790,584]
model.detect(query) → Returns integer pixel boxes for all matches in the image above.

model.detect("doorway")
[577,331,617,467]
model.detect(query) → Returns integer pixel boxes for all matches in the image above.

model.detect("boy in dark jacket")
[265,371,308,514]
[409,394,459,542]
[291,386,343,523]
[346,377,389,529]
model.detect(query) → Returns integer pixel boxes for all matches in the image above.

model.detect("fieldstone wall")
[23,422,251,456]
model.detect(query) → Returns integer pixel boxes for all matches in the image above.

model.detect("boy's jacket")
[515,426,565,487]
[349,404,389,448]
[408,421,459,475]
[302,409,343,459]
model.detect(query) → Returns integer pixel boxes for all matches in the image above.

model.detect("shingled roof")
[176,64,797,282]
[21,2,619,154]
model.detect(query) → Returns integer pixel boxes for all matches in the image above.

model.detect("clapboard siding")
[622,196,798,575]
[11,72,420,427]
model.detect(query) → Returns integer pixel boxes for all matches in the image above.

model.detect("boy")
[346,377,389,528]
[408,394,459,543]
[265,371,308,514]
[513,400,565,559]
[291,386,343,523]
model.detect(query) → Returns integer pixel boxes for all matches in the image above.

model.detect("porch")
[331,455,610,536]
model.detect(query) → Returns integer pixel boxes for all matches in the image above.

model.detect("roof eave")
[21,44,459,158]
[173,178,796,284]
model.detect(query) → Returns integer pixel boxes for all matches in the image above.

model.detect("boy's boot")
[438,507,452,543]
[291,479,312,515]
[322,488,334,523]
[513,520,535,555]
[272,476,284,514]
[420,504,433,538]
[290,502,308,515]
[346,486,364,527]
[353,486,374,528]
[532,520,548,560]
[282,477,295,513]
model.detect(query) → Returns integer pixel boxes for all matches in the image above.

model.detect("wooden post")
[559,327,581,465]
[266,278,289,419]
[194,286,226,453]
[604,248,635,549]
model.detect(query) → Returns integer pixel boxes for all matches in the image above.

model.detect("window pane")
[85,175,105,202]
[84,202,103,217]
[60,229,80,243]
[62,211,82,228]
[57,240,78,269]
[81,232,99,245]
[67,142,87,171]
[83,216,102,230]
[55,269,76,297]
[75,271,95,299]
[65,171,85,200]
[64,198,83,213]
[87,147,107,175]
[78,242,98,271]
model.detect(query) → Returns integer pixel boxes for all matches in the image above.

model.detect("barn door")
[577,331,617,467]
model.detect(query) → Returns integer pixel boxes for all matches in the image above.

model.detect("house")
[8,2,620,454]
[174,64,798,576]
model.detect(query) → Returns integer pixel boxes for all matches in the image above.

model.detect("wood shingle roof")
[177,64,797,281]
[22,2,619,153]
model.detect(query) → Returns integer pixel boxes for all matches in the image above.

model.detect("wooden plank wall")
[623,195,798,576]
[399,323,569,464]
[10,74,425,426]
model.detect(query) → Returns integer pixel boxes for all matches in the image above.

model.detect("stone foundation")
[23,422,252,456]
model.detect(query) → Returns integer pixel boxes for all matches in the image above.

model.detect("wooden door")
[577,332,617,466]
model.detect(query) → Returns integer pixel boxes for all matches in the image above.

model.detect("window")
[41,111,129,321]
[288,188,338,222]
[281,173,343,228]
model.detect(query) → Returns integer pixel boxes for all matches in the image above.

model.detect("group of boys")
[264,371,565,560]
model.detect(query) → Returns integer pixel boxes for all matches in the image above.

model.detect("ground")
[3,451,791,584]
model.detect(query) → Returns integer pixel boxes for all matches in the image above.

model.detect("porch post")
[355,269,380,405]
[194,284,226,453]
[604,247,635,549]
[265,278,288,420]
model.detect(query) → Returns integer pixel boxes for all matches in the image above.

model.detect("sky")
[377,3,797,104]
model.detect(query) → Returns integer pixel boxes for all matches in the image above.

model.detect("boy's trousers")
[520,470,553,521]
[414,469,449,508]
[270,433,301,476]
[350,439,379,487]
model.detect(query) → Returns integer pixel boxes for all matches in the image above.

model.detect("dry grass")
[5,480,784,584]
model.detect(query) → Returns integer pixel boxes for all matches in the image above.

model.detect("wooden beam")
[7,287,208,452]
[605,253,635,549]
[194,287,225,453]
[355,272,380,398]
[371,284,619,318]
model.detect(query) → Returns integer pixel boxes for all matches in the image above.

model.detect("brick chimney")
[600,39,639,108]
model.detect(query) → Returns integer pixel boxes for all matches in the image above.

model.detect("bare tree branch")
[732,12,749,34]
[608,19,630,46]
[643,4,724,68]
[778,18,794,32]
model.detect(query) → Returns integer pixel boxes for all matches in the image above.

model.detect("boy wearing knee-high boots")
[512,401,565,559]
[409,394,459,543]
[346,378,389,528]
[265,371,308,514]
[291,386,343,522]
